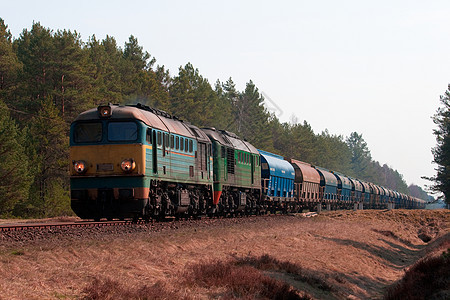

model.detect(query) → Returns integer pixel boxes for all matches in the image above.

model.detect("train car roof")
[201,128,259,154]
[368,183,380,195]
[349,178,363,192]
[378,186,387,196]
[388,189,395,197]
[314,167,338,187]
[288,159,320,184]
[73,104,210,142]
[357,180,371,193]
[259,150,295,179]
[332,172,353,190]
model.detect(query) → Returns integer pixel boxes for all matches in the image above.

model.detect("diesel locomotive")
[69,104,425,221]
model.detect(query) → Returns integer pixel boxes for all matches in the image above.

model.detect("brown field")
[0,209,448,299]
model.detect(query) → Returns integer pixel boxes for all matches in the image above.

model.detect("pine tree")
[233,80,273,150]
[316,131,352,174]
[427,84,450,204]
[25,98,70,217]
[0,99,31,216]
[213,78,236,130]
[0,18,21,100]
[346,132,372,178]
[169,63,218,126]
[14,22,55,115]
[122,35,151,98]
[288,121,317,163]
[51,29,94,121]
[86,35,124,104]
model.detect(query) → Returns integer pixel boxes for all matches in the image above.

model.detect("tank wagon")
[69,104,426,220]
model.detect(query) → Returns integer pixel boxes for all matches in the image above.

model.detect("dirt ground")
[0,209,448,299]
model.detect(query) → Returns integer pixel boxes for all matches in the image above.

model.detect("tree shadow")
[267,261,400,299]
[317,234,423,270]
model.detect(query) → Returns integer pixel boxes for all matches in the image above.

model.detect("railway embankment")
[0,209,448,299]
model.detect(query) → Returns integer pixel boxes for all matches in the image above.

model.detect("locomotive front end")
[69,105,149,220]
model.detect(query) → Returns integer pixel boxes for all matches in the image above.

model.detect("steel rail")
[0,220,153,232]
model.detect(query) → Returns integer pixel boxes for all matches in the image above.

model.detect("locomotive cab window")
[108,122,137,142]
[74,122,102,143]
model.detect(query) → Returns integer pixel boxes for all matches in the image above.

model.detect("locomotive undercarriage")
[71,187,148,221]
[144,179,212,220]
[216,186,262,217]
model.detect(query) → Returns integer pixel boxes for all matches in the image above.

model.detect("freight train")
[69,104,425,221]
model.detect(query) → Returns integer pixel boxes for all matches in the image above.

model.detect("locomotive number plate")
[97,163,114,171]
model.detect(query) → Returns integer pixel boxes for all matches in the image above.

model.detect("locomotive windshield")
[108,121,138,141]
[73,122,102,143]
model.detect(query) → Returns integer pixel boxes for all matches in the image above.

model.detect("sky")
[3,0,450,191]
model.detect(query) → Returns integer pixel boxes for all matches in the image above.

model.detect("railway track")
[0,214,317,247]
[0,219,155,232]
[0,212,319,233]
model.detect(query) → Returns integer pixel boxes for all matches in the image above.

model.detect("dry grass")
[0,209,448,299]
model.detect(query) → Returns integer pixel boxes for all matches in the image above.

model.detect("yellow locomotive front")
[70,105,151,220]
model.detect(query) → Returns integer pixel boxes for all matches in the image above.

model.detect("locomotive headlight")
[73,160,87,174]
[120,159,136,173]
[97,105,111,118]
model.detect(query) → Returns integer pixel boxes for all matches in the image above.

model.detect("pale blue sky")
[3,0,450,191]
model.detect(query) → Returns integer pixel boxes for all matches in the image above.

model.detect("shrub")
[82,277,183,300]
[384,250,450,300]
[235,254,334,292]
[183,259,309,299]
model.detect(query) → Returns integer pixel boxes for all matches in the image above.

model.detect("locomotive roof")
[73,104,210,142]
[201,128,259,154]
[288,159,320,184]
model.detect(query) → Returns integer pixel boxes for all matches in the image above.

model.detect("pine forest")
[0,20,430,217]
